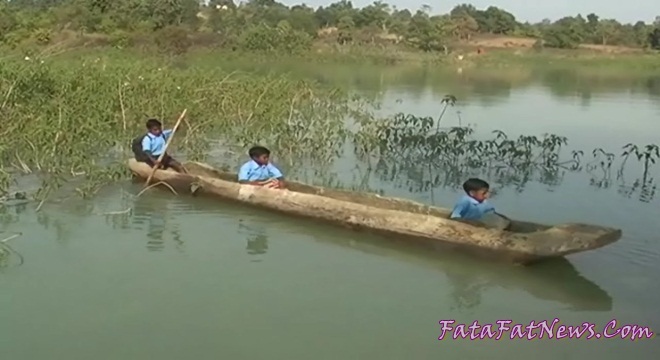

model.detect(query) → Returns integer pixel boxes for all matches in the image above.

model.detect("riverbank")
[4,33,660,71]
[311,44,660,73]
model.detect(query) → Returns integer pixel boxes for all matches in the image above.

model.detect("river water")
[1,64,659,359]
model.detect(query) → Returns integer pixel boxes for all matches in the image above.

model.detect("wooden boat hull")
[128,159,622,265]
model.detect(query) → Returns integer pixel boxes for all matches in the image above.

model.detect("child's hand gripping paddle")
[144,109,187,186]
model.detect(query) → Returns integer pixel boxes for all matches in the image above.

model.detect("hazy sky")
[279,0,659,24]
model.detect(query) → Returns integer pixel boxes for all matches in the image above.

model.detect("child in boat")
[131,118,186,173]
[450,178,496,221]
[238,146,285,189]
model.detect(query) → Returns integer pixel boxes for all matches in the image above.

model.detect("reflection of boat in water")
[130,192,184,252]
[128,160,622,265]
[324,235,613,312]
[121,188,612,312]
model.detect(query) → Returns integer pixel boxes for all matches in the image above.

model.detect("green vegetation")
[0,53,362,199]
[353,111,659,202]
[0,0,659,56]
[0,50,657,205]
[0,2,658,206]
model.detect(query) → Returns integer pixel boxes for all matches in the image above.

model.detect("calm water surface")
[1,65,659,359]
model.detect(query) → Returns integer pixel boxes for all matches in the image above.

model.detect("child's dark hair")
[146,118,162,129]
[248,146,270,158]
[463,178,489,194]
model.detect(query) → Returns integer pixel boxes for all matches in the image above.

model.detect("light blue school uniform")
[238,160,283,182]
[142,129,172,156]
[450,195,495,220]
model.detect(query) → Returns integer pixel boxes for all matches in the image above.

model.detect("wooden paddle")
[144,109,187,186]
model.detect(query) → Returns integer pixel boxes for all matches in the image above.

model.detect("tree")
[406,10,443,51]
[650,27,660,49]
[481,6,517,34]
[355,1,389,30]
[597,19,620,45]
[336,15,354,44]
[450,14,478,40]
[315,0,355,27]
[288,4,318,35]
[0,0,656,51]
[632,21,650,46]
[543,16,586,49]
[387,8,410,36]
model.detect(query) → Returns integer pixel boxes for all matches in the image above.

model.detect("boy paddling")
[450,178,510,230]
[132,118,187,173]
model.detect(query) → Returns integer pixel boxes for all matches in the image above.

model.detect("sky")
[278,0,659,24]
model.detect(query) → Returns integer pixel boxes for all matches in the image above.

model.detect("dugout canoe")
[127,159,622,265]
[131,192,612,310]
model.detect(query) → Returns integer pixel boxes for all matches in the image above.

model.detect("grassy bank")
[5,32,660,71]
[0,50,369,198]
[464,48,660,71]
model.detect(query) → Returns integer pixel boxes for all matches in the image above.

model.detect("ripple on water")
[123,192,225,252]
[623,242,660,267]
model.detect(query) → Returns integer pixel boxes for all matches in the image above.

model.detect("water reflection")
[219,60,660,102]
[131,192,184,252]
[238,221,269,260]
[36,211,70,244]
[9,180,613,312]
[246,234,268,256]
[143,194,611,311]
[320,231,613,312]
[590,171,657,203]
[587,149,658,203]
[0,201,27,226]
[0,204,28,269]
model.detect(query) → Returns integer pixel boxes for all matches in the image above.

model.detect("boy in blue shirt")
[450,178,495,221]
[132,119,186,173]
[238,146,285,189]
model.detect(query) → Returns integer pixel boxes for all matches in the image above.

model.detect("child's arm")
[449,201,467,219]
[267,163,285,188]
[483,201,495,213]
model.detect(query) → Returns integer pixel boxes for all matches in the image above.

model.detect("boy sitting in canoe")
[131,118,186,173]
[450,178,510,229]
[238,146,285,189]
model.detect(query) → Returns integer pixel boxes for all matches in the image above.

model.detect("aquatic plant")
[435,94,457,130]
[354,111,579,188]
[0,54,360,200]
[353,99,659,201]
[587,144,659,202]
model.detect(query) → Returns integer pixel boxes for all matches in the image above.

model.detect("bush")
[542,27,581,49]
[154,26,192,55]
[238,22,312,54]
[109,30,131,48]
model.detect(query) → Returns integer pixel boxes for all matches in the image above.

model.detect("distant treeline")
[1,0,659,53]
